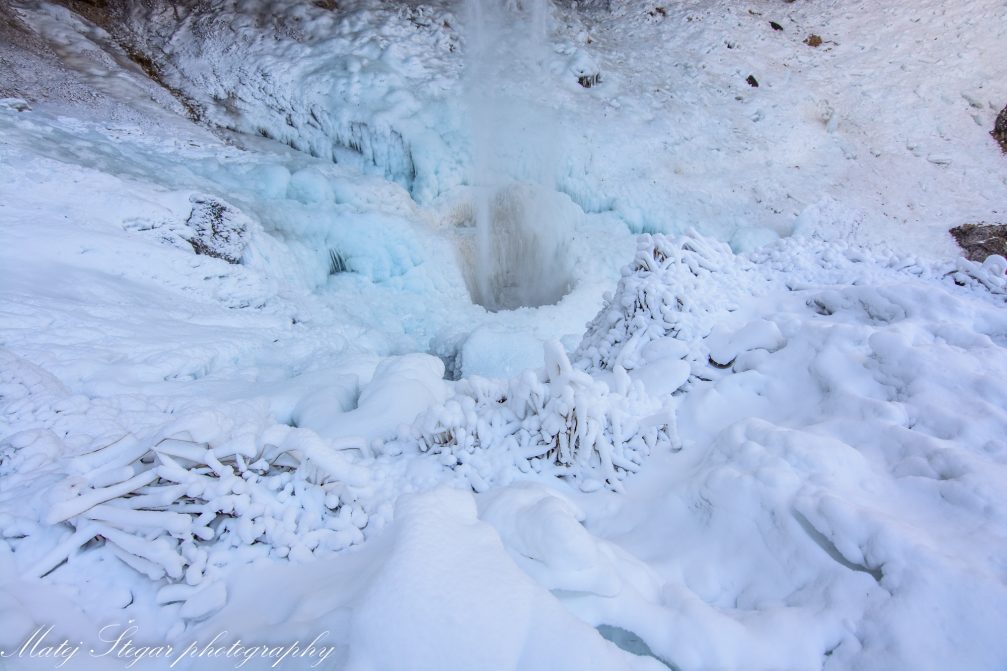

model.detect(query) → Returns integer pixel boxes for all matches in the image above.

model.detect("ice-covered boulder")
[184,194,253,264]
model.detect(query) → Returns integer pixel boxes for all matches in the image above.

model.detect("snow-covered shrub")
[575,231,744,373]
[406,341,676,492]
[25,426,368,611]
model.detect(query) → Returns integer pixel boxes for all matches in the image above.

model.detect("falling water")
[464,0,573,311]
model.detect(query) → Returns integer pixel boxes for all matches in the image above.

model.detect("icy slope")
[115,0,1006,251]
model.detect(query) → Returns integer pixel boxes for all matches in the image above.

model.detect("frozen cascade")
[464,0,574,311]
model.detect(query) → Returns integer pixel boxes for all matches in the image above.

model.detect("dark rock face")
[993,105,1007,153]
[0,5,64,100]
[950,223,1007,262]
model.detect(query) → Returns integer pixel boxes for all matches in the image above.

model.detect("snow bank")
[343,487,665,671]
[178,487,665,671]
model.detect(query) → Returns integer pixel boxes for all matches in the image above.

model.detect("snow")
[1,0,1007,669]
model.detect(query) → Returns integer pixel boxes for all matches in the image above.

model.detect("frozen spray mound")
[576,231,748,374]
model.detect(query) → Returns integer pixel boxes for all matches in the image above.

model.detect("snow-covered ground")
[1,0,1006,669]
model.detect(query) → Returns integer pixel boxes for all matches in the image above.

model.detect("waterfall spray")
[464,0,573,311]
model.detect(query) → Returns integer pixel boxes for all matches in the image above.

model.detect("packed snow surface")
[1,0,1006,669]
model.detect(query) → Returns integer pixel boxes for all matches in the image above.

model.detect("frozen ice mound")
[397,235,731,491]
[459,326,545,379]
[573,230,756,401]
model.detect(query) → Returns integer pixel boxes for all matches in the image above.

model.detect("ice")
[460,326,544,379]
[286,168,335,205]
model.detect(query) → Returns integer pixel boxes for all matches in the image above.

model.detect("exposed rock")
[0,4,64,101]
[805,34,823,47]
[950,223,1007,262]
[993,104,1007,153]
